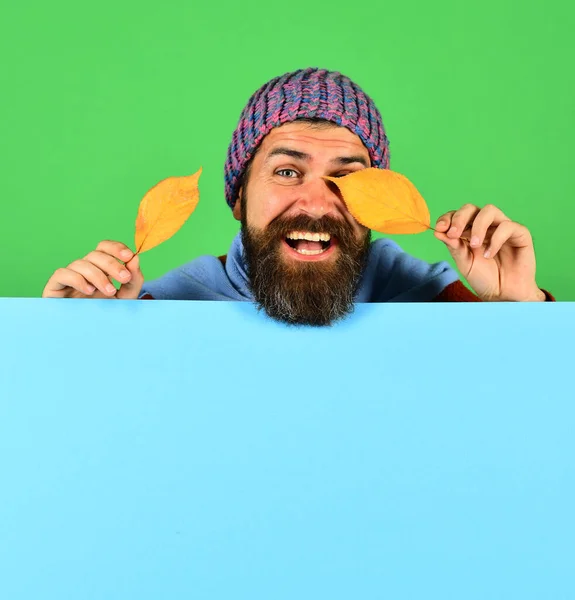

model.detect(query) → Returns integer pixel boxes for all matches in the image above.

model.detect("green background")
[1,0,573,299]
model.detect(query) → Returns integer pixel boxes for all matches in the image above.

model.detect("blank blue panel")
[0,299,574,599]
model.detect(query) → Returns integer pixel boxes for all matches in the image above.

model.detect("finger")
[95,240,135,263]
[83,250,133,286]
[117,254,144,299]
[434,229,466,254]
[435,211,455,233]
[42,268,96,298]
[469,207,499,249]
[470,205,510,249]
[67,259,118,296]
[446,204,480,239]
[484,221,531,259]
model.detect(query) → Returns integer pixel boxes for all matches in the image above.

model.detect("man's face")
[234,121,372,326]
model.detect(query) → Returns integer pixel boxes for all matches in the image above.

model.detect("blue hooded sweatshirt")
[139,232,460,302]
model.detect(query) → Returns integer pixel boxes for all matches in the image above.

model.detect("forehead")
[258,121,370,159]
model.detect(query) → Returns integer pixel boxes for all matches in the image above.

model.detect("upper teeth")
[286,231,331,242]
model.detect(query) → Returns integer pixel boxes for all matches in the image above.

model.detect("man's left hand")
[434,203,545,302]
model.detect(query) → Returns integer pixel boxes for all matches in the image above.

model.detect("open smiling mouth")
[283,231,337,260]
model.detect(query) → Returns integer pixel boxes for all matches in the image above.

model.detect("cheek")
[340,210,366,238]
[247,183,295,228]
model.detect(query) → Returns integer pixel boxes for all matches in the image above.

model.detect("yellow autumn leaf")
[135,167,202,254]
[323,168,430,234]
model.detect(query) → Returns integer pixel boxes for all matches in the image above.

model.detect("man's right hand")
[42,241,144,299]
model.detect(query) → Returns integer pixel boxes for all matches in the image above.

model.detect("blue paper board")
[0,299,574,599]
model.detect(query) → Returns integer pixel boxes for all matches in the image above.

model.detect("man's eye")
[276,169,299,178]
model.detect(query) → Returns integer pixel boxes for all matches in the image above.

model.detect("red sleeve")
[432,281,482,302]
[432,281,556,302]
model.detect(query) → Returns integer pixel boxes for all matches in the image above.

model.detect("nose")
[294,177,342,219]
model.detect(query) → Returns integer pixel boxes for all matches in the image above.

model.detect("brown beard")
[241,211,371,327]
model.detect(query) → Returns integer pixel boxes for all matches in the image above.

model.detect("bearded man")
[42,68,554,325]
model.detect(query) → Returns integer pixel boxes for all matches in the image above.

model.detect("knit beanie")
[224,67,390,209]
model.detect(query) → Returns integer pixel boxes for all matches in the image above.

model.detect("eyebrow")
[265,147,369,168]
[332,155,369,167]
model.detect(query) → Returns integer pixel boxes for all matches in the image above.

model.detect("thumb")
[117,253,144,299]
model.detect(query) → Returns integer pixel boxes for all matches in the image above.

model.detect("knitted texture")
[224,67,390,209]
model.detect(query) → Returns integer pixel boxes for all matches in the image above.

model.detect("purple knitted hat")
[224,67,390,209]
